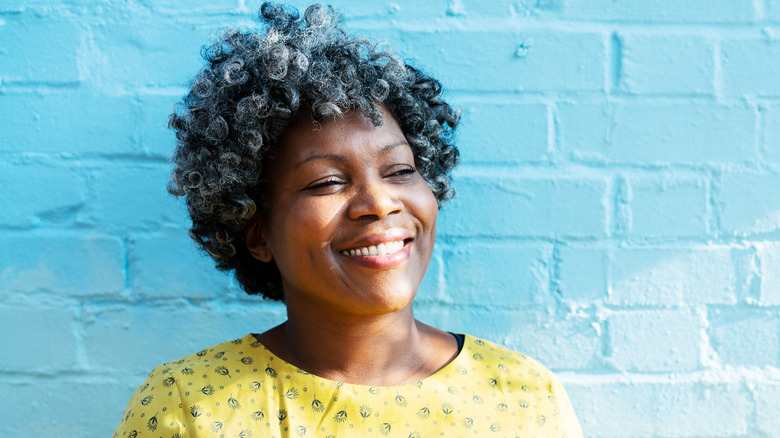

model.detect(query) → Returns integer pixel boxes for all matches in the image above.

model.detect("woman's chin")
[343,289,418,317]
[335,286,419,318]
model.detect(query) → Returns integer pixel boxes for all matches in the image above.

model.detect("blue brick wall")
[2,1,780,436]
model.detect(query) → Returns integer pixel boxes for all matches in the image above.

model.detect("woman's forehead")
[274,106,406,162]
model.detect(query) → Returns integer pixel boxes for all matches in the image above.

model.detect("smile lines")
[341,240,405,257]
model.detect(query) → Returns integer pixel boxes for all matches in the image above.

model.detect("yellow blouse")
[113,334,582,438]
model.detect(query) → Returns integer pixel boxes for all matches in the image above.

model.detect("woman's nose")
[347,178,404,220]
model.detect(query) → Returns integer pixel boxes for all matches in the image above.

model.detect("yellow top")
[113,334,582,438]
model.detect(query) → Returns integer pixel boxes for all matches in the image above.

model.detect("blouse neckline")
[245,332,470,390]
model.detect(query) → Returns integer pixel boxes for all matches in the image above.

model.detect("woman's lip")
[339,242,411,269]
[340,239,406,257]
[338,229,414,252]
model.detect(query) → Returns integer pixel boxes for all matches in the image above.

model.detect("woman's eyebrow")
[381,140,410,153]
[294,141,410,168]
[295,153,348,169]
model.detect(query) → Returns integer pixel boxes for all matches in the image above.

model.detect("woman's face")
[248,106,438,317]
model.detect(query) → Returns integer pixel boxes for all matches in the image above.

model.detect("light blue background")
[2,0,780,436]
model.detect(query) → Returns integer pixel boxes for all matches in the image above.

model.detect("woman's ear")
[243,216,273,263]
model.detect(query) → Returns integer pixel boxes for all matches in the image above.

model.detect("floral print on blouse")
[113,334,582,438]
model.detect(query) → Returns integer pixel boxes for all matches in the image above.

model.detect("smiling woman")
[112,3,582,437]
[247,106,438,322]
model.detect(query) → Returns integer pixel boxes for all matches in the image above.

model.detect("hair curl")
[168,2,460,301]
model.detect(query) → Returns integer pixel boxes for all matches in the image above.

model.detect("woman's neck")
[256,308,458,386]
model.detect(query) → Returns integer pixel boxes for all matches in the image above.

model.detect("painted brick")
[83,304,287,373]
[770,0,780,21]
[146,0,239,12]
[609,246,738,306]
[723,37,780,96]
[0,232,124,296]
[90,17,210,88]
[556,246,608,302]
[129,226,233,299]
[458,102,549,163]
[619,33,715,95]
[609,101,755,163]
[438,174,608,238]
[442,242,552,307]
[0,380,136,438]
[627,175,708,237]
[340,0,448,19]
[0,160,86,228]
[0,306,79,372]
[608,309,701,372]
[503,313,601,371]
[395,29,606,92]
[755,382,780,435]
[478,0,562,18]
[0,15,82,83]
[709,308,780,367]
[718,172,780,236]
[136,93,178,158]
[567,381,751,437]
[86,163,181,230]
[556,100,610,162]
[4,2,780,437]
[0,91,137,154]
[558,100,756,164]
[560,0,756,23]
[0,0,111,10]
[756,242,780,305]
[763,103,780,162]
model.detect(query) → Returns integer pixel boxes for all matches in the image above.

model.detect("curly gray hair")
[168,2,460,300]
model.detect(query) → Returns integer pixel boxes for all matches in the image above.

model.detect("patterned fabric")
[113,334,582,438]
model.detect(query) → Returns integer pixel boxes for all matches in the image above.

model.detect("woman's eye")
[306,178,342,190]
[388,167,416,178]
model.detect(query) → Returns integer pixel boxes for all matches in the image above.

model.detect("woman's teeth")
[341,240,405,256]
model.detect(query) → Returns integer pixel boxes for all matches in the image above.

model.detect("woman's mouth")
[340,240,405,257]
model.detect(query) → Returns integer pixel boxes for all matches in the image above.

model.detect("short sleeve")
[113,365,187,438]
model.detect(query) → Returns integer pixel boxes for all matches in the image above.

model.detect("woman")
[113,3,582,437]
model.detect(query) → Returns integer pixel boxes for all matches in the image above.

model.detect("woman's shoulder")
[113,334,265,437]
[459,334,566,397]
[463,335,554,374]
[155,333,263,376]
[457,334,583,437]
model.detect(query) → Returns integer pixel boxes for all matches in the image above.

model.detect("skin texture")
[245,106,458,386]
